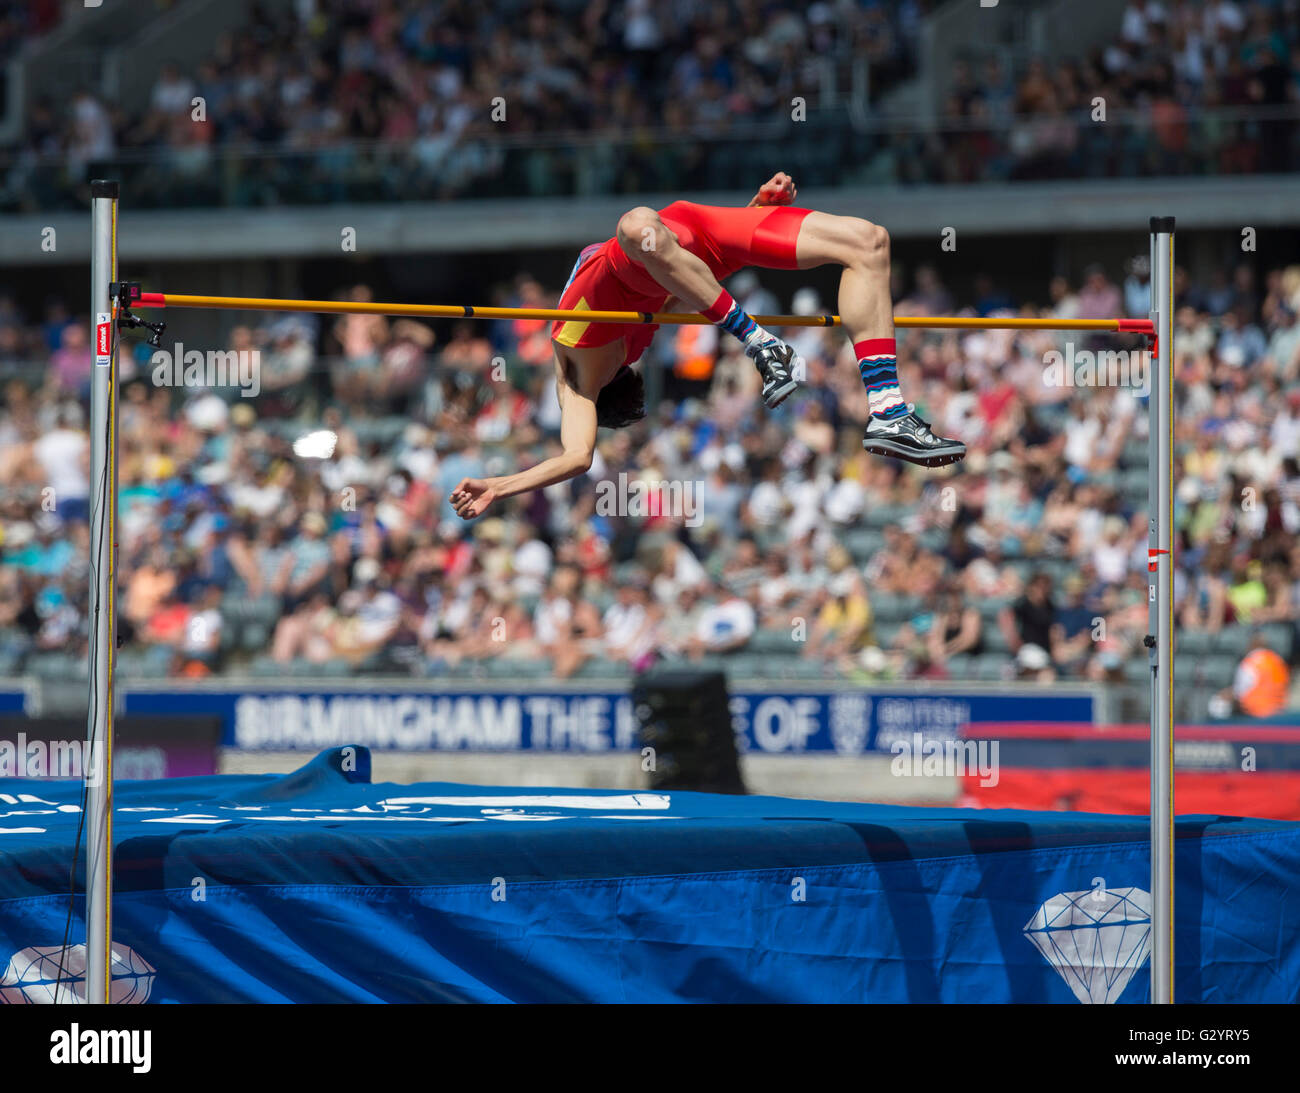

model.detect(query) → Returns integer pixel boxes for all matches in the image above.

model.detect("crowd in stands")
[7,0,1300,210]
[3,0,924,208]
[923,0,1300,183]
[2,254,1299,704]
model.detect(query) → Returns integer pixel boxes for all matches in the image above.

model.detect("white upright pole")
[86,179,119,1005]
[1147,216,1176,1004]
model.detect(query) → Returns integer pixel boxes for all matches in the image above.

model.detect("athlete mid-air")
[451,172,965,520]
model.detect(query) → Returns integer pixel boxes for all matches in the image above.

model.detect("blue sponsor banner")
[127,689,637,752]
[0,690,26,715]
[737,690,1094,755]
[124,686,1093,755]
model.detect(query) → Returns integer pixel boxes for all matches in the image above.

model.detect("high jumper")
[123,174,1156,525]
[91,182,1175,1005]
[449,171,964,520]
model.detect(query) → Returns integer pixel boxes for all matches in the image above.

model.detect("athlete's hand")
[450,478,497,520]
[752,172,797,207]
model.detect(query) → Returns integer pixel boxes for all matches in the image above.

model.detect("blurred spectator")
[1077,265,1123,322]
[1050,574,1096,672]
[690,589,757,656]
[534,564,602,677]
[804,545,874,664]
[1001,571,1056,658]
[602,580,659,671]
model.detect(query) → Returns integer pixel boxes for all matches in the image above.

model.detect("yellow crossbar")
[134,293,1153,334]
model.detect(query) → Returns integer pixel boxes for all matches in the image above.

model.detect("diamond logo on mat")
[0,943,156,1004]
[1023,887,1151,1004]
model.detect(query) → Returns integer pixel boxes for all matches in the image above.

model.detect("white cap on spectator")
[2,523,34,547]
[828,570,857,598]
[858,646,887,673]
[1017,643,1050,671]
[792,288,822,316]
[404,423,432,447]
[186,394,229,432]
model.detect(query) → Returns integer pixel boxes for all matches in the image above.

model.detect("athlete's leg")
[615,207,724,311]
[796,212,904,415]
[794,212,894,342]
[615,206,798,407]
[795,211,966,467]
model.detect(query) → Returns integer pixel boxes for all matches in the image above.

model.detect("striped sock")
[856,337,906,418]
[703,289,776,356]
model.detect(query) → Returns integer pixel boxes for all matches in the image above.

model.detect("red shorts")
[551,201,811,364]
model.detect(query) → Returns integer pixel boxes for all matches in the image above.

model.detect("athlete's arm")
[450,370,598,520]
[496,390,598,498]
[747,171,797,208]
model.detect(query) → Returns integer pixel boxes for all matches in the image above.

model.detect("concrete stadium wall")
[7,175,1300,267]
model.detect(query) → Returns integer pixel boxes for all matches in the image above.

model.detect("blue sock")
[704,289,775,355]
[856,337,906,417]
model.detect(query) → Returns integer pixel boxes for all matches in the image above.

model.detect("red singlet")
[551,201,811,364]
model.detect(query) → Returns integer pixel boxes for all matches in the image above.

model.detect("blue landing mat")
[0,747,1296,1002]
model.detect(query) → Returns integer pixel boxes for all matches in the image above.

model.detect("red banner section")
[959,722,1300,820]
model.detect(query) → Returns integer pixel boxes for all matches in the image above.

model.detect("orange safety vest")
[1237,647,1290,717]
[674,324,716,381]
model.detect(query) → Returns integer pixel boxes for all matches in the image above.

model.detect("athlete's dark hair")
[595,365,645,429]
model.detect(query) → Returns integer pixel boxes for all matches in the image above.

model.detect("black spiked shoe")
[862,408,966,467]
[750,341,800,409]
